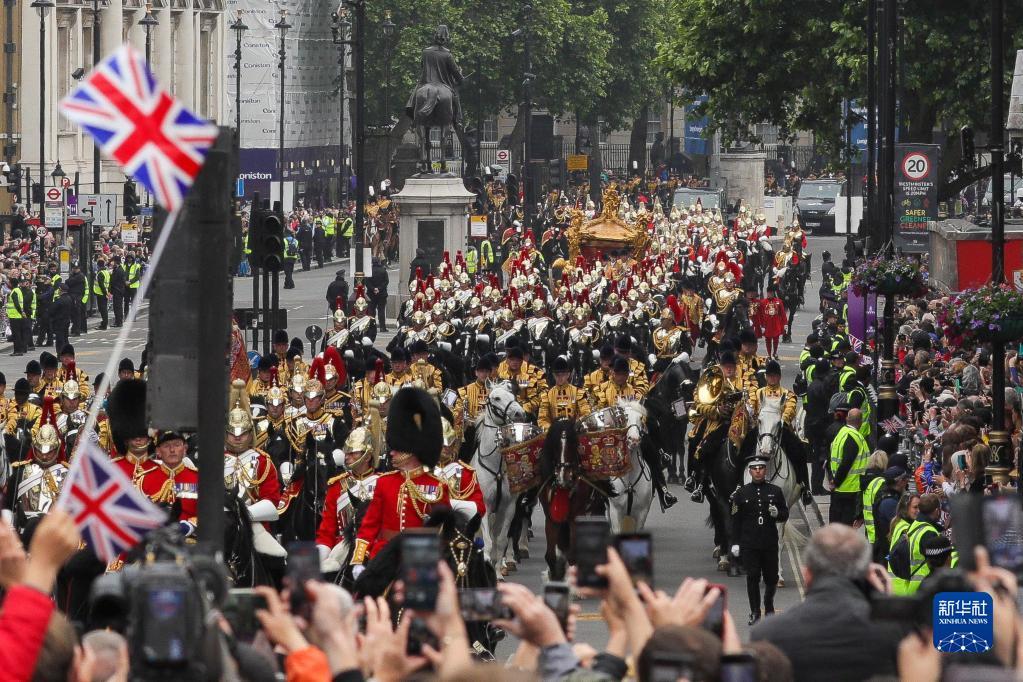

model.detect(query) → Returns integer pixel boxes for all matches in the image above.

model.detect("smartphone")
[720,652,757,682]
[700,583,727,639]
[459,588,512,621]
[952,452,968,471]
[405,616,439,656]
[543,582,571,633]
[614,532,653,585]
[648,652,695,682]
[222,588,268,642]
[286,541,323,618]
[951,493,1023,573]
[574,516,610,588]
[401,531,440,611]
[869,595,921,623]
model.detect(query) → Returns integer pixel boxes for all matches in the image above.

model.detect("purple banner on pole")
[847,290,878,344]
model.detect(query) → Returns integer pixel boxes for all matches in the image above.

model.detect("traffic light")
[31,182,43,205]
[960,126,976,169]
[548,158,566,189]
[262,204,284,272]
[9,164,21,201]
[246,203,266,266]
[123,180,140,218]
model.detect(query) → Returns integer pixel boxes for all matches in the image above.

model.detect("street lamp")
[381,11,395,178]
[139,3,158,66]
[331,8,352,204]
[512,3,534,228]
[51,161,65,243]
[229,11,247,155]
[31,0,53,227]
[91,0,101,194]
[275,9,291,206]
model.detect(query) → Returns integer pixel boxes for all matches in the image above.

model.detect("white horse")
[745,399,802,587]
[608,400,654,534]
[472,381,528,577]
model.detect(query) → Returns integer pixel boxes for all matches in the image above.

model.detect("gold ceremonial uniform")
[689,372,743,435]
[57,367,92,398]
[583,367,611,399]
[410,359,443,392]
[454,381,489,435]
[620,356,650,394]
[748,385,798,426]
[736,352,767,394]
[538,384,591,430]
[680,292,704,327]
[385,369,417,389]
[496,361,547,416]
[652,326,686,359]
[247,377,275,401]
[593,380,644,410]
[5,401,41,435]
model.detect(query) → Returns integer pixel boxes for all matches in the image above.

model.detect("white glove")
[332,448,345,467]
[648,353,657,366]
[344,349,355,359]
[768,504,779,518]
[352,564,366,579]
[450,498,477,520]
[178,520,196,538]
[247,498,279,523]
[317,544,330,564]
[476,334,491,344]
[438,341,452,352]
[361,337,373,347]
[731,544,740,557]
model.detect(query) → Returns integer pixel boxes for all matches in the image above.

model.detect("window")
[82,26,93,71]
[646,111,662,144]
[57,23,73,130]
[199,29,211,118]
[482,117,498,144]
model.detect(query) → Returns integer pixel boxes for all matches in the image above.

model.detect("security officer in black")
[731,453,788,625]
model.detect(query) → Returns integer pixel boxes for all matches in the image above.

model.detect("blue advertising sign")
[933,592,993,653]
[684,95,709,156]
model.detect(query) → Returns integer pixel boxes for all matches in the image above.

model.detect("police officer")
[93,259,111,330]
[731,453,789,625]
[828,407,869,525]
[283,229,299,289]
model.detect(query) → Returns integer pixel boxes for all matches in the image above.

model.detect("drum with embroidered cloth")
[498,422,544,494]
[576,406,631,479]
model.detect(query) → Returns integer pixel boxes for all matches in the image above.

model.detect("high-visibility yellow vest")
[480,239,494,267]
[6,288,35,320]
[322,216,336,237]
[862,475,885,544]
[339,217,354,237]
[93,270,110,296]
[839,365,856,391]
[82,277,90,304]
[889,518,913,595]
[830,425,869,493]
[906,520,939,594]
[465,247,478,274]
[128,263,141,289]
[243,233,251,256]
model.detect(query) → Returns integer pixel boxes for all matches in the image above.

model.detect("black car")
[795,180,845,235]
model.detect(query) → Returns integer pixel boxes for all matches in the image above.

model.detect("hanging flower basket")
[850,256,927,297]
[939,284,1023,347]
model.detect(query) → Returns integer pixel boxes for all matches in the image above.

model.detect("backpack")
[887,532,913,579]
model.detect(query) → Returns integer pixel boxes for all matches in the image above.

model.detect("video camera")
[88,526,228,682]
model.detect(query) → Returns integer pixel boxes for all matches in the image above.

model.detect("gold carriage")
[565,185,651,263]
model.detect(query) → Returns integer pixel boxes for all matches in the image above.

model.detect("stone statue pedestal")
[394,175,475,304]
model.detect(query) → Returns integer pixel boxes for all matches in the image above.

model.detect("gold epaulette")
[10,459,33,469]
[327,472,350,486]
[110,456,124,463]
[378,469,401,478]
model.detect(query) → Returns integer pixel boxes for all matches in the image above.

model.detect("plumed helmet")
[226,379,253,437]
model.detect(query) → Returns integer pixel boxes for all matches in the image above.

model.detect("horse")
[608,400,654,534]
[537,419,603,580]
[702,415,745,573]
[275,438,335,546]
[644,361,695,483]
[472,381,528,576]
[778,265,802,343]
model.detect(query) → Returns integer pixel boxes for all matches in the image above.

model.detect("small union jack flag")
[56,440,167,562]
[848,334,864,353]
[880,415,906,435]
[58,45,218,212]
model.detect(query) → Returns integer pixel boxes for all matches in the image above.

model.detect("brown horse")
[538,419,605,580]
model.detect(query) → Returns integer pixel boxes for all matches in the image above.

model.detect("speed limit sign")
[35,226,47,238]
[901,152,930,181]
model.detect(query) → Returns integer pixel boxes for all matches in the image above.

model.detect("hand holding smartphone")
[543,582,571,633]
[401,530,441,611]
[613,532,653,585]
[574,516,610,589]
[285,541,323,619]
[222,588,268,642]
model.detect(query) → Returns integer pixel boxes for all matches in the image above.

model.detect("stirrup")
[683,474,697,492]
[659,487,678,511]
[690,485,704,503]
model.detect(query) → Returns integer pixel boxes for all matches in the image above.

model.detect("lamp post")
[512,3,534,228]
[229,11,247,155]
[139,3,158,68]
[275,9,291,207]
[50,161,65,243]
[381,11,395,179]
[91,0,101,194]
[331,8,351,204]
[31,0,53,227]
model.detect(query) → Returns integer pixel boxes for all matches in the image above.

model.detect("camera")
[951,493,1023,574]
[88,526,227,681]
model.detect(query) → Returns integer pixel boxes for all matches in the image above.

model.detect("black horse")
[643,362,696,484]
[703,429,744,576]
[778,265,802,343]
[276,437,338,546]
[538,419,605,580]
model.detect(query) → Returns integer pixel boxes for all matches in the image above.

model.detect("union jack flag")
[848,334,864,353]
[56,440,167,562]
[58,45,218,212]
[880,415,906,435]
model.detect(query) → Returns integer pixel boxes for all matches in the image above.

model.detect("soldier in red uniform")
[155,430,198,537]
[350,387,451,578]
[436,417,486,519]
[757,284,788,360]
[315,426,380,573]
[107,379,173,505]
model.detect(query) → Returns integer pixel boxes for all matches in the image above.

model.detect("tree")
[657,0,1023,162]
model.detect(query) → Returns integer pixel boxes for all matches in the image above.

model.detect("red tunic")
[112,455,173,503]
[438,462,486,517]
[758,296,788,339]
[353,468,451,563]
[315,472,378,549]
[162,461,199,522]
